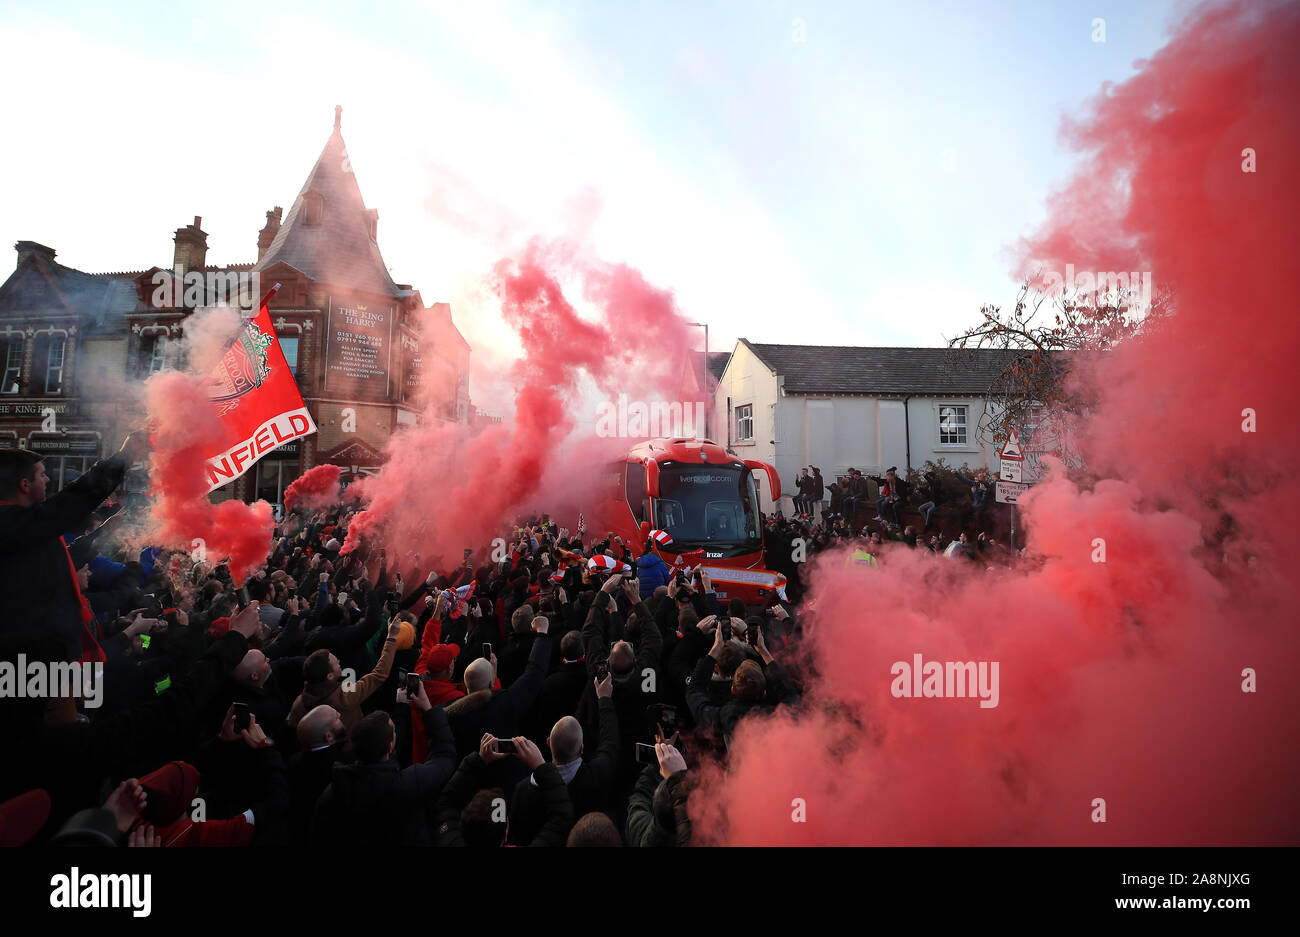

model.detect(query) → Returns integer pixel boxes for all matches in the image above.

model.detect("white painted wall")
[906,396,999,473]
[713,344,1006,515]
[714,342,779,511]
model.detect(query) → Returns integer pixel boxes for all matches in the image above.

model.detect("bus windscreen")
[654,465,761,548]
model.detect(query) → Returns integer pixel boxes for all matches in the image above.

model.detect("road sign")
[998,429,1024,461]
[996,480,1029,504]
[999,459,1022,483]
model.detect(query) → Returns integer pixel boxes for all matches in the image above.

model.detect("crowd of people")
[0,437,811,847]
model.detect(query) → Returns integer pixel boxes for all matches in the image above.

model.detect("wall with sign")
[324,298,394,398]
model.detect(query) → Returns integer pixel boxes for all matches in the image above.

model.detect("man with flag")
[0,430,152,671]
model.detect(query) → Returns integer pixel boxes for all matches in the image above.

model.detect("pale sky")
[1,0,1185,392]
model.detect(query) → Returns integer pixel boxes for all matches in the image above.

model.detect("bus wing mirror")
[645,460,660,498]
[743,460,780,500]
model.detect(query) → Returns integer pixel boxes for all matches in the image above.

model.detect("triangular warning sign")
[999,429,1024,461]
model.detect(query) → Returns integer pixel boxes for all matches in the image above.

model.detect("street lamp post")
[688,321,709,438]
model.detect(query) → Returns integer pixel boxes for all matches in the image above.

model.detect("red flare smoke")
[689,0,1300,845]
[341,237,696,562]
[284,463,341,513]
[141,370,273,585]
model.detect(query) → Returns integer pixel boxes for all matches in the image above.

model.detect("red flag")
[203,285,317,491]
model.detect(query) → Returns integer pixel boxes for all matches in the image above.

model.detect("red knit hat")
[139,761,200,826]
[205,617,231,642]
[0,789,51,847]
[423,643,460,674]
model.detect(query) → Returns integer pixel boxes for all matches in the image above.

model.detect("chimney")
[15,240,56,270]
[257,206,283,261]
[172,215,208,274]
[363,208,378,242]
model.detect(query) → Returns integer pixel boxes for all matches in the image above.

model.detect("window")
[304,192,325,226]
[49,456,93,493]
[735,404,754,441]
[278,336,299,375]
[625,461,648,523]
[146,336,168,375]
[2,339,23,394]
[938,404,968,445]
[44,336,66,394]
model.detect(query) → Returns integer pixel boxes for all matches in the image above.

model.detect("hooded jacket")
[635,552,671,599]
[626,763,691,847]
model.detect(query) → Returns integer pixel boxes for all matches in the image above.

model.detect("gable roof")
[695,351,730,382]
[740,340,1024,396]
[254,110,400,299]
[0,252,138,335]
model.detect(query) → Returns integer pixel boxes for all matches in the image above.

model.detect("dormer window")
[304,192,325,226]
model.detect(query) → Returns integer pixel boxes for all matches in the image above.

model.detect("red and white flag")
[204,285,317,491]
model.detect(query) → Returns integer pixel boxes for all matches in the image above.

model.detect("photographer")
[626,742,691,847]
[435,734,574,847]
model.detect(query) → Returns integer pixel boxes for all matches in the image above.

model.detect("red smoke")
[341,237,697,563]
[689,0,1300,844]
[141,371,273,586]
[284,463,341,513]
[138,309,274,585]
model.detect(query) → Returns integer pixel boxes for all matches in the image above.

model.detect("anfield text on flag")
[205,408,314,488]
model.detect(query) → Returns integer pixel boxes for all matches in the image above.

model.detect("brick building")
[0,107,471,508]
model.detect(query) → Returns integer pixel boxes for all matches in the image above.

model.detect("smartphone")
[748,622,761,646]
[634,742,657,765]
[721,619,732,642]
[405,672,422,695]
[595,661,609,680]
[232,702,251,733]
[651,703,678,736]
[494,738,517,754]
[483,643,492,659]
[464,548,473,560]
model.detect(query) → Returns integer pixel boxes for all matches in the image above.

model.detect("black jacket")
[497,630,538,688]
[287,745,340,845]
[626,764,691,847]
[444,634,552,759]
[0,454,127,661]
[1,629,249,838]
[524,658,588,746]
[435,756,573,847]
[510,696,619,843]
[310,706,456,847]
[576,600,663,795]
[685,652,763,749]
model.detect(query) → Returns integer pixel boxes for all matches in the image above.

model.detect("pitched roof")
[255,110,400,298]
[698,351,730,382]
[0,253,138,335]
[740,340,1024,396]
